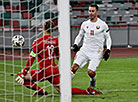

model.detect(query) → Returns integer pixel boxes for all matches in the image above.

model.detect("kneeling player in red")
[15,20,94,96]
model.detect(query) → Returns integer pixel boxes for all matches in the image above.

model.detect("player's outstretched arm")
[15,56,35,85]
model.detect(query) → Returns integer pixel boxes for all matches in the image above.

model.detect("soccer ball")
[12,35,25,48]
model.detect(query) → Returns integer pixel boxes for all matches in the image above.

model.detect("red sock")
[24,81,45,94]
[72,87,89,95]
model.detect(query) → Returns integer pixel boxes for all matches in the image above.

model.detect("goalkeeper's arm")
[22,56,35,75]
[15,51,36,85]
[22,50,37,75]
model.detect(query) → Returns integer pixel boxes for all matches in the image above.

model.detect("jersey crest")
[96,25,100,29]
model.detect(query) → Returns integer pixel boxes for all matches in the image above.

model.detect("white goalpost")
[58,0,72,102]
[0,0,71,102]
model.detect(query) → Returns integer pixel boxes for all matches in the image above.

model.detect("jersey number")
[90,30,94,35]
[47,45,54,59]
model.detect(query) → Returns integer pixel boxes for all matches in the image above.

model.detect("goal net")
[0,0,71,102]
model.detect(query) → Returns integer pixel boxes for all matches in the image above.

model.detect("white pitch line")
[101,89,138,92]
[97,70,138,73]
[77,70,138,74]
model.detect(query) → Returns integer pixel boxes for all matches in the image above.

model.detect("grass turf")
[0,57,138,102]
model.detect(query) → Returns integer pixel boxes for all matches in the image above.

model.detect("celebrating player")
[15,19,97,95]
[71,4,112,94]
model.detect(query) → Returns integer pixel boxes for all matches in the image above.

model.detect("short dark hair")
[89,4,99,11]
[43,20,55,33]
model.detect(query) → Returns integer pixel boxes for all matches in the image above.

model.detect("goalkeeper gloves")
[71,44,80,52]
[15,72,25,85]
[103,49,110,61]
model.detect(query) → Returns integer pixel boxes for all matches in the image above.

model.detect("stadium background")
[0,0,138,59]
[0,0,138,102]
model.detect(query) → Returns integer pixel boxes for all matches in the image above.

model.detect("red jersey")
[32,35,59,69]
[23,35,59,75]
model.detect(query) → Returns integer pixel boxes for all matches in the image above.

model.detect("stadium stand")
[0,0,137,28]
[9,20,20,27]
[5,5,16,13]
[0,0,58,30]
[22,12,33,19]
[0,5,5,13]
[20,19,30,27]
[12,13,22,19]
[0,0,137,48]
[70,0,138,25]
[31,19,41,27]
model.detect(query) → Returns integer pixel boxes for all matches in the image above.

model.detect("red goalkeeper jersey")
[23,35,59,75]
[32,35,59,69]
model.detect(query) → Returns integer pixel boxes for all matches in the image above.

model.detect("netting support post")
[58,0,72,102]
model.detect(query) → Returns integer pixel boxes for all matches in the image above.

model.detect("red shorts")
[29,66,60,85]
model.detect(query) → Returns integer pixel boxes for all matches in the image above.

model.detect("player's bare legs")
[87,69,96,89]
[87,69,102,95]
[71,63,79,79]
[71,63,79,73]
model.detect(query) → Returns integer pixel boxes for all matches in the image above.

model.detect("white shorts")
[73,49,103,71]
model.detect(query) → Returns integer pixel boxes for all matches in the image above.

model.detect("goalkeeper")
[15,20,97,95]
[71,4,112,94]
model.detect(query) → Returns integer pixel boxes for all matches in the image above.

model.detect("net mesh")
[0,0,59,102]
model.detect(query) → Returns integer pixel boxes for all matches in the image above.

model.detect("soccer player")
[71,4,112,94]
[15,20,96,95]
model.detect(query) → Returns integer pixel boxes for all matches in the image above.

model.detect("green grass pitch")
[0,57,138,102]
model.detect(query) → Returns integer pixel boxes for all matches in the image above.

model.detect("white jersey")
[74,18,111,52]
